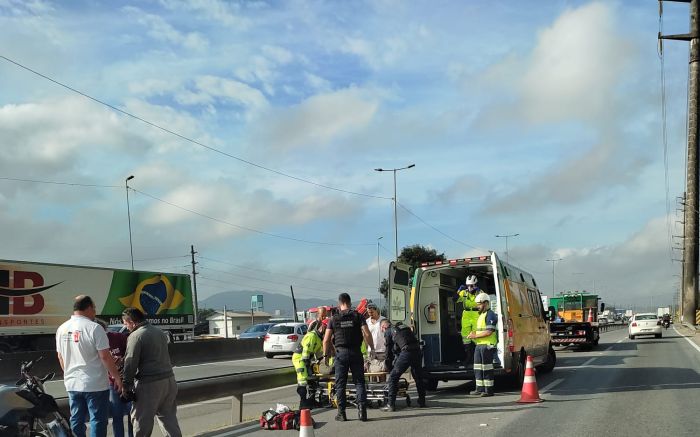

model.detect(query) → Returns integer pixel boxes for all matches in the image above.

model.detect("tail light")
[631,322,637,327]
[287,335,298,342]
[264,335,270,341]
[507,318,514,352]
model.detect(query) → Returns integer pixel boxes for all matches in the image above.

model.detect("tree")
[197,307,216,322]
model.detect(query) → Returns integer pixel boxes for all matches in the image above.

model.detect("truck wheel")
[424,379,439,391]
[655,334,662,339]
[537,345,556,374]
[629,334,635,340]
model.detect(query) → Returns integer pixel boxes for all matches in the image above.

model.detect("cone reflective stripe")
[517,355,544,403]
[587,308,594,323]
[299,408,314,437]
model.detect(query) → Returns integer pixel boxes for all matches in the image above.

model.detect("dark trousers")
[334,348,366,410]
[386,349,426,404]
[474,344,496,395]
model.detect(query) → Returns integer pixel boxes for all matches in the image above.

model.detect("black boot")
[296,386,308,409]
[357,403,368,421]
[418,395,426,408]
[335,409,347,421]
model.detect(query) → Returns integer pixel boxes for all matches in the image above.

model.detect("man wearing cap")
[292,319,327,408]
[323,293,374,422]
[467,292,498,397]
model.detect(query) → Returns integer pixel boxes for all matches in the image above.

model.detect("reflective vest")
[295,331,323,360]
[332,310,363,350]
[457,289,479,310]
[475,310,498,346]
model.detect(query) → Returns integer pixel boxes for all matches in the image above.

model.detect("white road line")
[673,326,700,353]
[616,338,625,343]
[581,357,597,366]
[539,378,564,393]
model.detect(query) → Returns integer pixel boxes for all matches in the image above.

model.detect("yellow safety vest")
[297,331,323,360]
[457,290,478,310]
[475,311,498,346]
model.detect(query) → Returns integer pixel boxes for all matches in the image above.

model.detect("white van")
[388,252,555,389]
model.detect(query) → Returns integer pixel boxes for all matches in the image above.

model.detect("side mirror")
[547,306,557,322]
[600,303,606,313]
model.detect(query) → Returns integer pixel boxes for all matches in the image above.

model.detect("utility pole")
[546,258,563,296]
[660,0,699,325]
[290,285,299,322]
[223,304,228,339]
[190,245,199,325]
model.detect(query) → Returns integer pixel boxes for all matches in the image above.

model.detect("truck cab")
[389,252,555,389]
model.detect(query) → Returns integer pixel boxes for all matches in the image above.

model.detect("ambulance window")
[393,268,409,286]
[532,278,537,287]
[519,273,525,282]
[527,289,543,316]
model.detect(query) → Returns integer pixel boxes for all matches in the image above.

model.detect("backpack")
[259,409,298,430]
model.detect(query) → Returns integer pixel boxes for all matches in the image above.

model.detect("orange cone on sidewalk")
[299,408,314,437]
[517,355,544,403]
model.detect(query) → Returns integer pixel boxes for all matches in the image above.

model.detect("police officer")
[380,320,426,412]
[467,292,498,397]
[456,275,480,365]
[323,293,374,422]
[292,319,326,408]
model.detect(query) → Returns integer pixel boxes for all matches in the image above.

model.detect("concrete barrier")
[0,338,265,383]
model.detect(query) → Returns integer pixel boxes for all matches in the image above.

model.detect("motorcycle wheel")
[31,412,72,437]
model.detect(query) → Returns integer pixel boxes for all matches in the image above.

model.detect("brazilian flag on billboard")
[101,271,193,326]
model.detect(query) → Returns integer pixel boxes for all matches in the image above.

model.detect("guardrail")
[599,322,626,332]
[56,367,296,424]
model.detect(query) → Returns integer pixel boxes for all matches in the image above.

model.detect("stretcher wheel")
[406,395,411,407]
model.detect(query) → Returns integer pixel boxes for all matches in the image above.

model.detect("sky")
[0,0,692,312]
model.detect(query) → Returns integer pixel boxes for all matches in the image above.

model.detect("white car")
[263,322,308,358]
[628,313,662,339]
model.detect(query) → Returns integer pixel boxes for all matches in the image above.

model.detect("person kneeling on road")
[381,320,426,412]
[467,292,498,397]
[292,319,327,408]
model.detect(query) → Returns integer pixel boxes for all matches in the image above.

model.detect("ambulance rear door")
[388,261,412,327]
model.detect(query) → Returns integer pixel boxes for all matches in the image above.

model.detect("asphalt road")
[186,326,700,437]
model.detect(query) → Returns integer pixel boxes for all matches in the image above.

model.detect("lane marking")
[539,378,563,393]
[174,356,287,369]
[673,326,700,353]
[581,357,597,366]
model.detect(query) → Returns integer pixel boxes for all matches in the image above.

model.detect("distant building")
[207,310,272,338]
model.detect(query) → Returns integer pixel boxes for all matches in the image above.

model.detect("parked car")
[598,317,608,325]
[628,313,662,339]
[239,323,276,339]
[264,322,308,358]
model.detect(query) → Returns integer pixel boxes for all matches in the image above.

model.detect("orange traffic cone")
[587,308,594,323]
[299,408,314,437]
[517,355,544,403]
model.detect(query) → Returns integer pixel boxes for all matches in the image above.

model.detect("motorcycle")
[0,357,72,436]
[662,319,671,329]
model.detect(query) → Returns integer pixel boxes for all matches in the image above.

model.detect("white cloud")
[124,6,209,51]
[305,72,332,92]
[174,75,268,115]
[158,0,250,29]
[254,86,380,151]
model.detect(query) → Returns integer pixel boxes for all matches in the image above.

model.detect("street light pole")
[377,236,383,311]
[125,175,135,270]
[545,257,563,295]
[374,164,415,260]
[495,233,519,264]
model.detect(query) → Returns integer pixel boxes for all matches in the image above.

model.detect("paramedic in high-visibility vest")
[292,319,327,408]
[456,275,480,365]
[467,292,498,397]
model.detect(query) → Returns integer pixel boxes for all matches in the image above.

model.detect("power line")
[0,54,391,200]
[131,187,376,247]
[397,202,486,251]
[198,255,375,289]
[0,176,118,188]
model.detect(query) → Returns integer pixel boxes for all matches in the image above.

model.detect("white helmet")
[465,275,478,286]
[475,292,490,304]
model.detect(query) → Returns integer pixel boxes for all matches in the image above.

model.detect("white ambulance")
[388,253,555,390]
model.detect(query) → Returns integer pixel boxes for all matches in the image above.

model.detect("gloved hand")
[457,285,467,292]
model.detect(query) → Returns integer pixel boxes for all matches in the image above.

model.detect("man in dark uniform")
[380,320,427,411]
[323,293,374,422]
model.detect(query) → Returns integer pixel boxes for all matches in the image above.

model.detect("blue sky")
[0,0,692,311]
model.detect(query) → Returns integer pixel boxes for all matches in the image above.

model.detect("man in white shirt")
[366,303,386,360]
[56,295,123,437]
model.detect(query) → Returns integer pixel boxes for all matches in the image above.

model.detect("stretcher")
[311,365,411,408]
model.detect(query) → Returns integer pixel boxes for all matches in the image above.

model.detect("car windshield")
[636,314,657,320]
[268,325,295,335]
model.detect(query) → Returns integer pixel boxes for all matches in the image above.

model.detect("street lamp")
[377,236,383,311]
[495,233,519,264]
[545,257,563,295]
[374,164,415,259]
[125,175,135,270]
